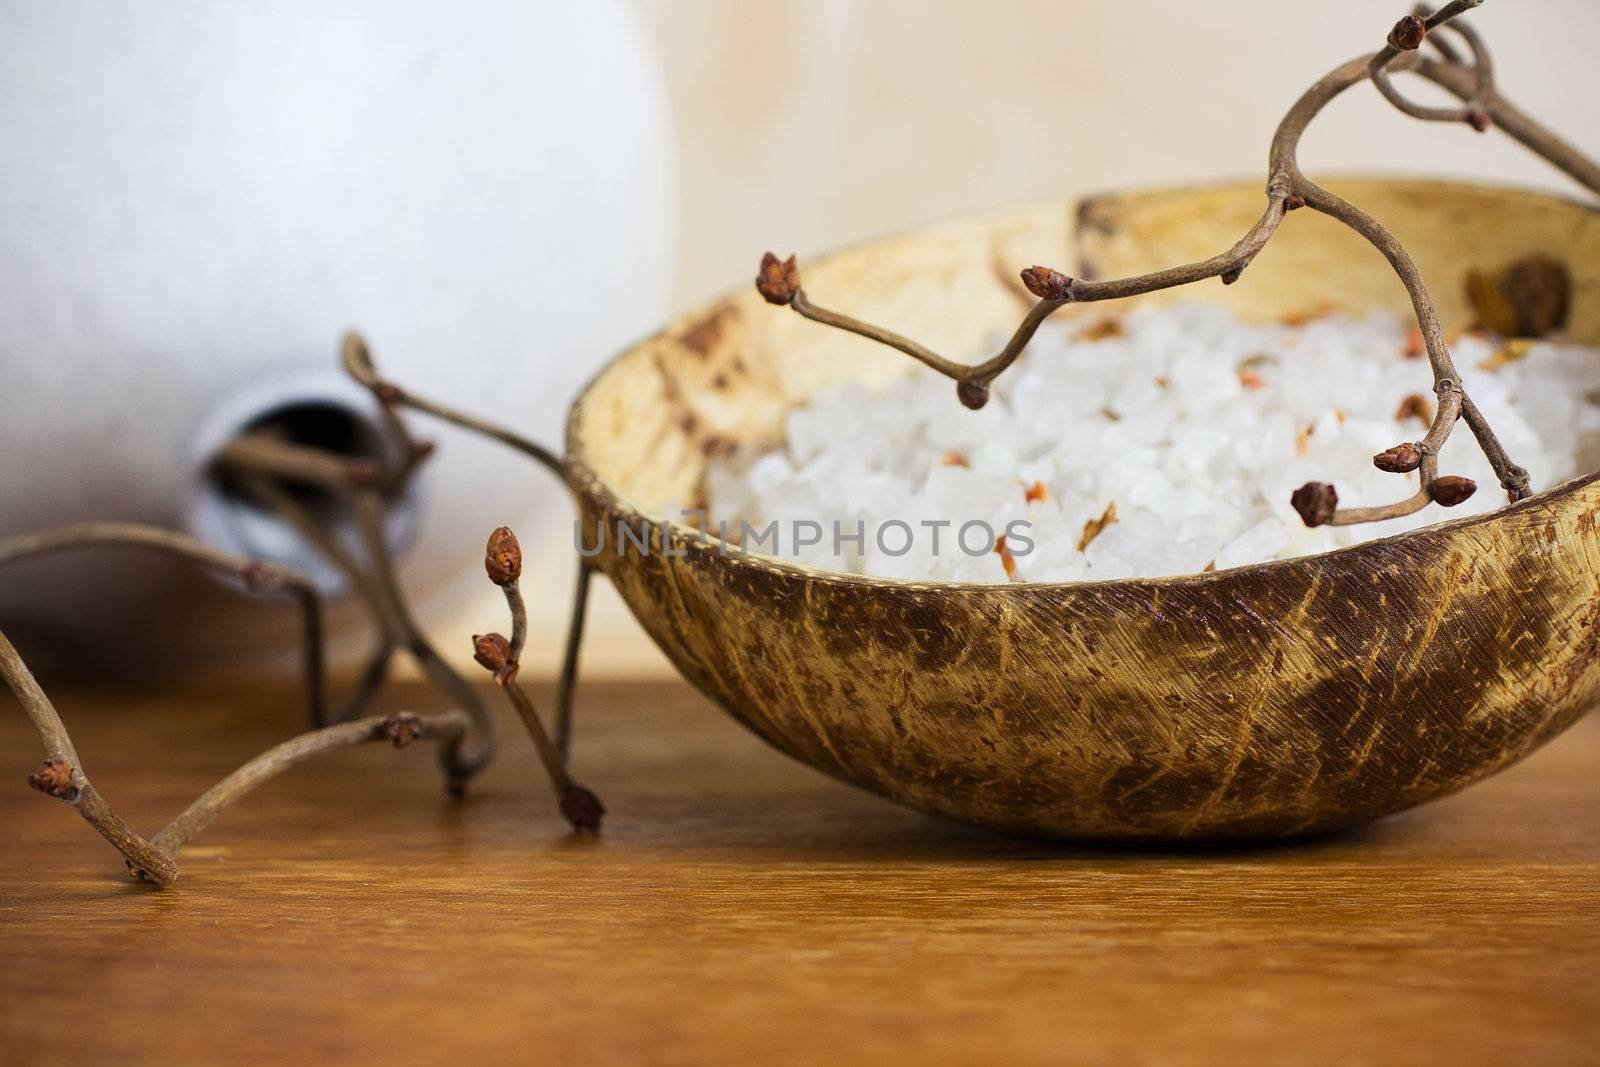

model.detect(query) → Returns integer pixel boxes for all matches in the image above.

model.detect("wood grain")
[0,680,1595,1065]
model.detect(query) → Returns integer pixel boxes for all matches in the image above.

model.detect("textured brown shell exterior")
[566,178,1600,839]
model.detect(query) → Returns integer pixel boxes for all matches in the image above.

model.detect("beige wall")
[535,0,1600,678]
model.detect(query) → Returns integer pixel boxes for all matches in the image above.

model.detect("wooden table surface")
[1,678,1595,1066]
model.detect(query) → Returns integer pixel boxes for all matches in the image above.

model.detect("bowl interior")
[571,178,1600,542]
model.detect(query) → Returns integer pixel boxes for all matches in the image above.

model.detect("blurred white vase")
[0,0,674,672]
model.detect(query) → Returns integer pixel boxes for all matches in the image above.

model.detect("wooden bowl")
[565,178,1600,840]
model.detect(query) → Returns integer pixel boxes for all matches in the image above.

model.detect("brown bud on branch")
[756,252,802,306]
[1291,482,1339,527]
[1019,266,1073,302]
[956,379,991,411]
[560,784,606,833]
[485,526,522,586]
[472,632,518,686]
[28,758,76,800]
[472,632,511,673]
[1284,194,1307,212]
[382,712,423,748]
[1429,476,1478,507]
[1373,443,1424,474]
[1388,14,1427,51]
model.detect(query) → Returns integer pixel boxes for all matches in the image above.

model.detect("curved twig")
[2,625,466,886]
[760,1,1592,530]
[1369,2,1493,130]
[0,522,327,727]
[473,527,604,832]
[219,446,497,791]
[341,333,565,479]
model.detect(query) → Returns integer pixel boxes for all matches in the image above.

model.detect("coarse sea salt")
[703,304,1600,582]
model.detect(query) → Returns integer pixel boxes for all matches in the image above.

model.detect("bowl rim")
[565,175,1600,594]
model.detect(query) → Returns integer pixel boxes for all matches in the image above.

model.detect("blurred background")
[2,0,1596,685]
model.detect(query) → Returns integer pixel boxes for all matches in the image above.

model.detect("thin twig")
[758,2,1593,529]
[0,522,327,727]
[341,333,565,478]
[2,625,466,886]
[553,560,594,761]
[221,445,498,791]
[473,527,603,832]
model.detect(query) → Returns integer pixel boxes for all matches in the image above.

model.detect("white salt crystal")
[705,303,1600,582]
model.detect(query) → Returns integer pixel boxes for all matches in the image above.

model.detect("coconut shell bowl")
[563,178,1600,840]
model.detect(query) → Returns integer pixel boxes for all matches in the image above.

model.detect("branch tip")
[1389,13,1427,50]
[756,252,802,306]
[485,526,523,586]
[1291,482,1339,527]
[1019,266,1073,301]
[560,784,606,833]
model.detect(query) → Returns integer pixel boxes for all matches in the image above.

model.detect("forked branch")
[3,624,469,886]
[0,522,327,727]
[472,526,604,832]
[758,1,1597,530]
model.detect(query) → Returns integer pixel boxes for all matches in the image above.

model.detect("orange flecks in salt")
[1281,301,1340,327]
[1480,338,1534,371]
[1239,370,1266,391]
[1080,318,1125,342]
[1023,480,1050,504]
[1078,502,1118,552]
[941,450,969,468]
[1402,326,1425,359]
[995,534,1017,578]
[1296,423,1314,456]
[1395,393,1436,425]
[1334,408,1347,425]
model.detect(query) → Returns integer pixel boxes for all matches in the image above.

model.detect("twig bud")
[1291,482,1339,527]
[1429,475,1478,507]
[485,526,522,585]
[28,758,76,800]
[1388,14,1427,51]
[1373,443,1423,473]
[1284,194,1307,212]
[560,784,606,833]
[1019,266,1072,301]
[756,252,802,306]
[382,712,423,748]
[956,379,990,410]
[1465,109,1491,133]
[472,632,514,680]
[1220,268,1242,286]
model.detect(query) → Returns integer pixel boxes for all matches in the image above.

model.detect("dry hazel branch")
[757,0,1600,530]
[4,332,605,882]
[338,330,595,761]
[472,526,605,833]
[0,526,470,886]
